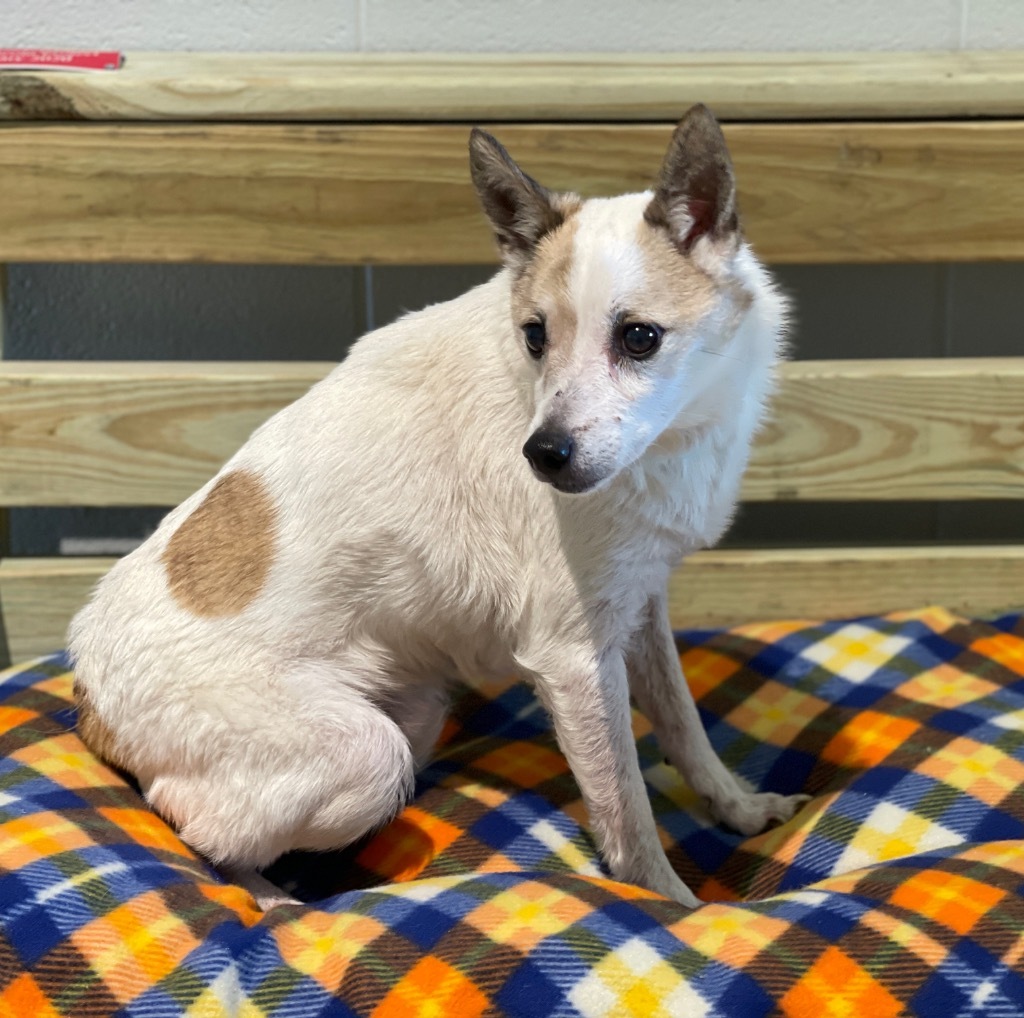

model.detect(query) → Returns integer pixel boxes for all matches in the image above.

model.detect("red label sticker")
[0,49,124,71]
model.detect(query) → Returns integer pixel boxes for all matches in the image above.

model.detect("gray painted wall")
[4,0,1023,553]
[14,0,1023,52]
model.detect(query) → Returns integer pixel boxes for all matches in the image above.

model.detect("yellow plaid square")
[669,905,791,967]
[70,892,202,1004]
[834,801,962,873]
[725,680,830,746]
[467,881,591,950]
[897,665,1001,710]
[800,624,912,683]
[274,913,386,993]
[569,937,695,1018]
[919,739,1024,802]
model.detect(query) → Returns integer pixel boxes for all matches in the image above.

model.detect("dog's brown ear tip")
[683,101,712,118]
[468,127,500,155]
[678,103,727,143]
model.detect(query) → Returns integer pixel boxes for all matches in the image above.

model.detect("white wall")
[4,0,1024,554]
[7,0,1024,51]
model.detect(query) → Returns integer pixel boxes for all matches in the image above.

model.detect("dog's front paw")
[657,873,704,910]
[710,791,811,837]
[612,859,703,909]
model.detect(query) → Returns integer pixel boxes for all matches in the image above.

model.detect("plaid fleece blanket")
[1,607,1023,1016]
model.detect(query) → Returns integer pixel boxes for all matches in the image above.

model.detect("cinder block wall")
[5,0,1023,552]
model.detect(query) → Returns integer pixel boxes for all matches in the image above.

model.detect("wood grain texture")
[3,51,1024,122]
[0,557,115,662]
[751,359,1024,501]
[0,362,328,506]
[4,546,1022,660]
[2,359,1022,507]
[2,121,1024,264]
[667,546,1024,629]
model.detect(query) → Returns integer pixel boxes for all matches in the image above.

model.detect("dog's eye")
[523,321,546,359]
[617,322,664,360]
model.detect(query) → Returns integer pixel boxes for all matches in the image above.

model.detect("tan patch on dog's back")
[163,469,278,617]
[75,680,133,773]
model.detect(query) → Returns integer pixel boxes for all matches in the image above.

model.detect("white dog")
[70,105,806,909]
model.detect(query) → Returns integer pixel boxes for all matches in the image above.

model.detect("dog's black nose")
[523,429,575,479]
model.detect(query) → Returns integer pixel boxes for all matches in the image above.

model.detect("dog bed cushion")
[1,607,1023,1016]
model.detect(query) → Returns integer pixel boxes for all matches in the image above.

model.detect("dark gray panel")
[6,263,362,361]
[946,263,1024,358]
[370,265,497,330]
[723,502,937,548]
[936,503,1024,543]
[10,508,168,558]
[770,264,946,360]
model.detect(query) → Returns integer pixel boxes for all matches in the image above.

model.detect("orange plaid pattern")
[0,607,1022,1016]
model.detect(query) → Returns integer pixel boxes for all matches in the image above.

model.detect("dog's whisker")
[693,346,742,361]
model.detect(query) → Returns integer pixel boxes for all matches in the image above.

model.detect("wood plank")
[1,359,1022,507]
[751,359,1024,501]
[668,546,1024,629]
[4,546,1023,661]
[0,557,114,662]
[2,121,1024,264]
[0,362,328,506]
[3,51,1024,122]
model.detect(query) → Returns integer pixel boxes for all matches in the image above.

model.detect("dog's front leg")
[530,647,701,908]
[629,596,809,836]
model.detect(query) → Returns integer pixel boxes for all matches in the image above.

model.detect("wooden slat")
[4,546,1023,661]
[751,359,1024,501]
[0,557,114,662]
[0,362,327,506]
[2,121,1024,264]
[668,546,1024,629]
[1,359,1022,507]
[3,51,1024,122]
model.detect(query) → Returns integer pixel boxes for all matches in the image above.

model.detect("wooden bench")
[1,51,1022,663]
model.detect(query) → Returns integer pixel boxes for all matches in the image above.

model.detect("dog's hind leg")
[385,682,449,769]
[628,596,810,838]
[145,663,416,896]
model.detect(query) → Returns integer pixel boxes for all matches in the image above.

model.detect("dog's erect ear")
[469,128,565,265]
[645,104,739,256]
